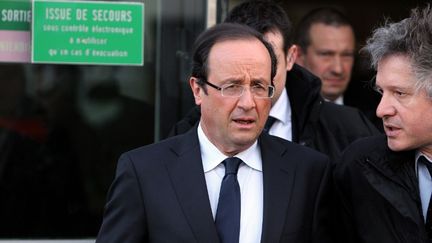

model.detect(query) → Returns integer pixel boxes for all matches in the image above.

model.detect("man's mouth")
[233,119,254,124]
[384,123,401,136]
[324,78,345,84]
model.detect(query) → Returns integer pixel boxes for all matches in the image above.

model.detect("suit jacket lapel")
[259,134,298,243]
[165,128,219,242]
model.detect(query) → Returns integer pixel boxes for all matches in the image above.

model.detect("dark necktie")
[263,116,276,133]
[420,156,432,241]
[215,157,242,243]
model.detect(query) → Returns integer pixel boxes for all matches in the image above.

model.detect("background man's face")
[297,23,355,101]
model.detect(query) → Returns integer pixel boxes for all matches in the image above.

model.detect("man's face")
[264,31,296,105]
[297,23,355,101]
[376,55,432,156]
[190,39,272,156]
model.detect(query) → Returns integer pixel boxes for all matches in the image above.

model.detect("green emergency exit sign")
[0,0,31,31]
[32,0,144,65]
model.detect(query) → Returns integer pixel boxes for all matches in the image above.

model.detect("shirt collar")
[324,95,344,105]
[269,87,291,125]
[197,123,262,173]
[415,151,432,175]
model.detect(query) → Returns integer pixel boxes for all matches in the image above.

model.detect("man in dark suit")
[295,7,355,106]
[334,5,432,243]
[96,23,332,243]
[294,7,382,130]
[169,1,379,162]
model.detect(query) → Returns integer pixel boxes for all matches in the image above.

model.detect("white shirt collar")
[324,95,344,105]
[197,123,262,173]
[269,87,291,124]
[415,151,432,175]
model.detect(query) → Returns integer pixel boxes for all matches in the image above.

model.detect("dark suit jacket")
[334,135,429,243]
[96,127,333,243]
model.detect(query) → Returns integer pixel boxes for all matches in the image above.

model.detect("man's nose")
[237,87,256,109]
[376,94,396,118]
[331,56,344,74]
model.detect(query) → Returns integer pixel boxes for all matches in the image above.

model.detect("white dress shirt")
[198,123,263,243]
[415,152,432,221]
[268,87,292,141]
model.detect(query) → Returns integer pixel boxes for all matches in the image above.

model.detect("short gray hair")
[363,5,432,96]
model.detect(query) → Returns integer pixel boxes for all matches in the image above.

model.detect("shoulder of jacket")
[344,135,386,154]
[336,135,388,169]
[262,133,329,162]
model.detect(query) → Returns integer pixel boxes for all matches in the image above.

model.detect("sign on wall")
[32,0,144,65]
[0,0,31,63]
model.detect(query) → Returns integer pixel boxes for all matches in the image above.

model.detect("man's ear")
[294,45,306,66]
[190,77,203,105]
[286,45,298,71]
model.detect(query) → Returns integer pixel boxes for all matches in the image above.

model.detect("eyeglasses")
[201,79,275,98]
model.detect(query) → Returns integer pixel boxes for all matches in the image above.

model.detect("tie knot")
[223,157,242,175]
[419,156,432,176]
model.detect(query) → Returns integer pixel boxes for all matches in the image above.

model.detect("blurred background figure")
[295,7,355,105]
[33,65,154,235]
[0,64,86,237]
[294,7,382,130]
[73,66,154,224]
[0,63,155,238]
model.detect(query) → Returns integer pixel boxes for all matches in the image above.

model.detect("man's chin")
[321,92,342,101]
[387,138,411,152]
[231,133,259,145]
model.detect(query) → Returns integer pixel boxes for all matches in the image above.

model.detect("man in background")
[295,7,355,105]
[294,7,382,130]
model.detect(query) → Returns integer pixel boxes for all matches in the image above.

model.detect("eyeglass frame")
[198,79,275,98]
